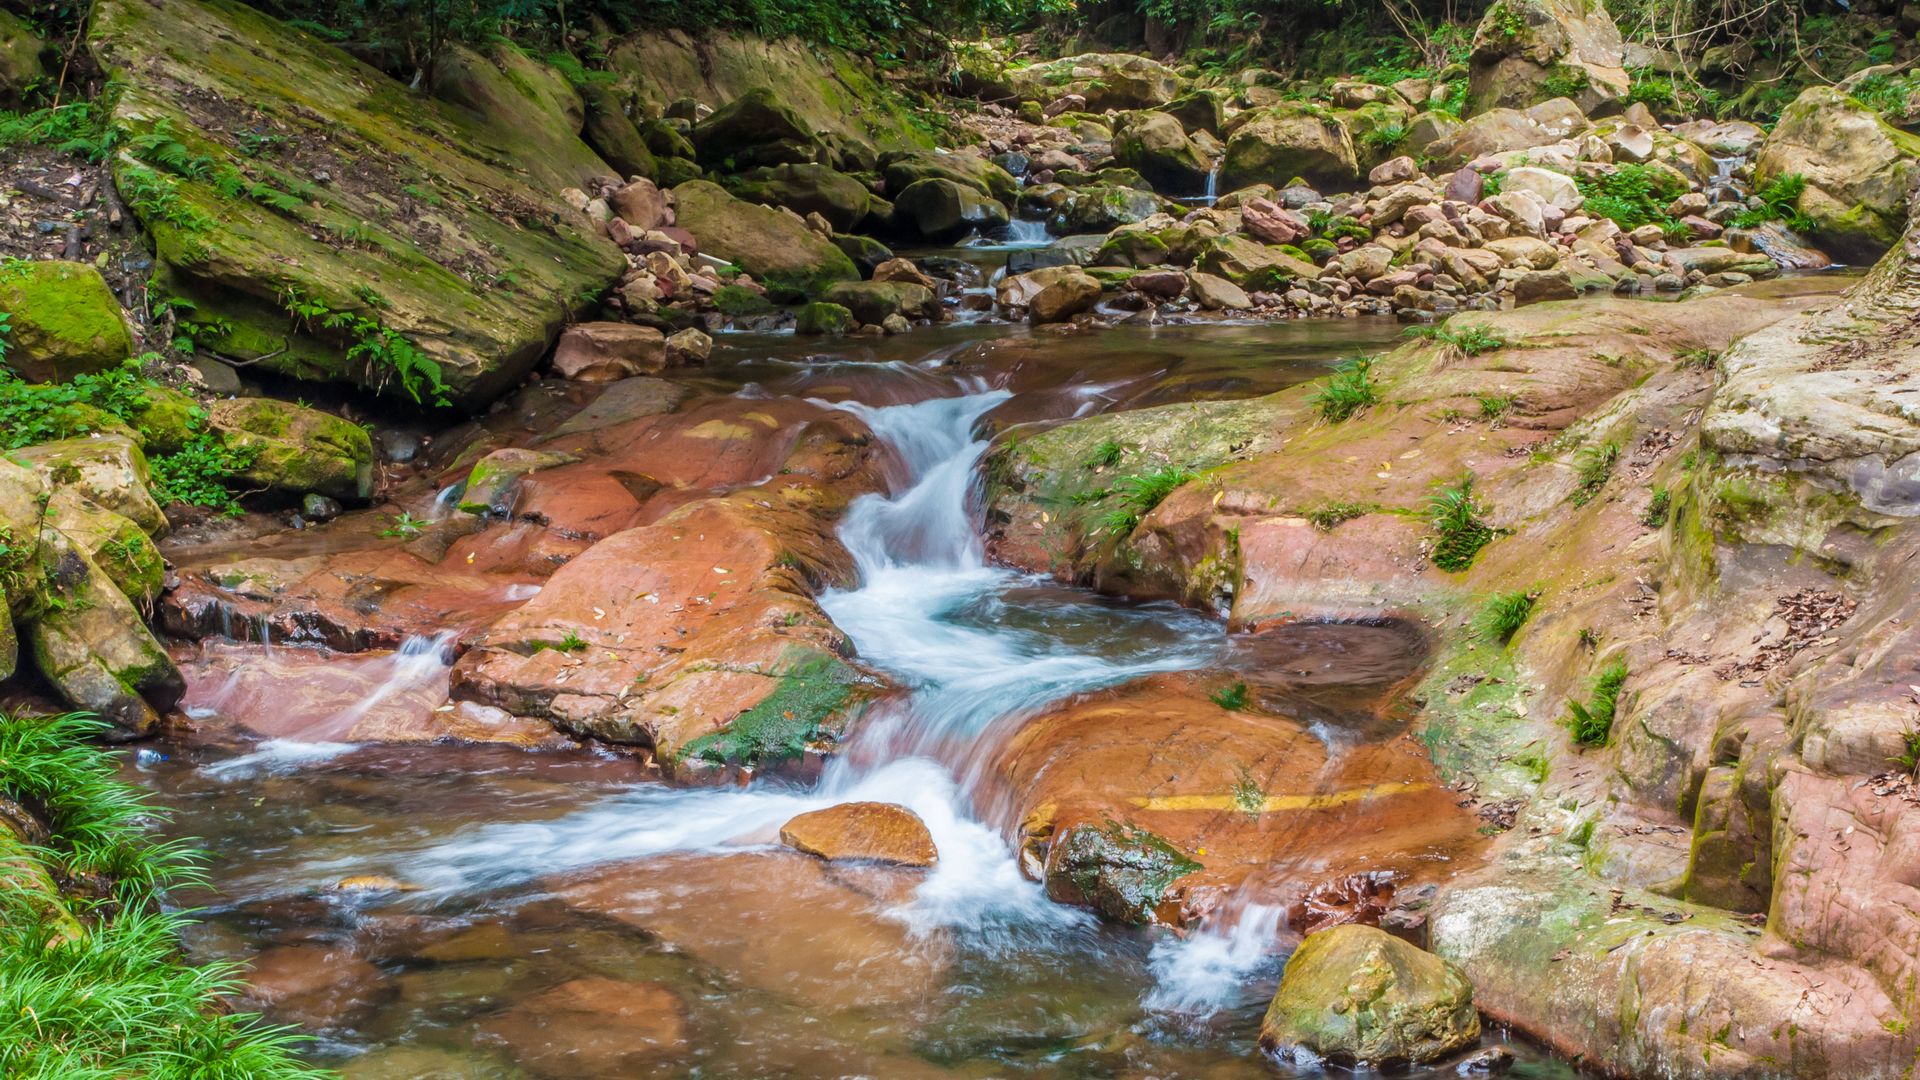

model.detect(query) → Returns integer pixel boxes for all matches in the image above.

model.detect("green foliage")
[0,712,326,1079]
[1731,173,1815,233]
[1406,322,1508,356]
[283,288,448,406]
[1084,439,1124,468]
[1311,354,1379,422]
[0,362,150,449]
[1474,589,1538,643]
[1096,465,1193,537]
[1571,441,1619,506]
[1891,729,1920,776]
[1565,659,1628,746]
[533,629,588,653]
[1641,486,1671,527]
[1427,473,1493,572]
[1359,121,1407,150]
[1577,163,1687,231]
[380,511,426,538]
[1477,393,1515,423]
[1209,680,1249,710]
[0,100,116,161]
[149,432,256,516]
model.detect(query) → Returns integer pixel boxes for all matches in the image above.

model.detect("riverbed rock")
[1112,110,1211,194]
[892,177,1011,241]
[794,301,855,334]
[779,802,937,867]
[551,323,668,382]
[1220,103,1360,192]
[236,944,393,1030]
[0,261,133,383]
[1468,0,1629,115]
[1261,924,1479,1065]
[206,398,376,501]
[478,976,689,1076]
[458,448,582,517]
[727,162,872,233]
[1422,104,1581,169]
[821,280,938,327]
[11,434,168,538]
[671,180,858,300]
[1043,818,1200,924]
[694,86,822,169]
[90,0,624,407]
[1007,53,1180,112]
[1754,86,1920,263]
[1025,269,1102,324]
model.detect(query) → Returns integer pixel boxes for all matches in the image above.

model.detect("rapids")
[137,320,1583,1078]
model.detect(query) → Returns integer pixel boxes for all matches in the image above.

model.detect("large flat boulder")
[1220,103,1360,192]
[1754,86,1920,264]
[1468,0,1629,115]
[90,0,624,407]
[670,180,857,301]
[1262,924,1479,1065]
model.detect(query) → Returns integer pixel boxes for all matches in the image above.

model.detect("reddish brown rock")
[476,976,688,1077]
[610,178,668,231]
[779,802,937,866]
[550,323,666,382]
[235,944,393,1029]
[1241,196,1310,245]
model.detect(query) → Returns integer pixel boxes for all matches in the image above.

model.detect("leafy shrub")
[1096,465,1194,537]
[1311,355,1379,422]
[1641,486,1671,527]
[1577,163,1686,230]
[1427,473,1493,571]
[1731,173,1815,233]
[150,432,257,516]
[1406,322,1508,356]
[1566,659,1628,746]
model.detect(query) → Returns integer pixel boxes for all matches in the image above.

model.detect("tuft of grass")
[1303,501,1373,531]
[1566,659,1629,747]
[1474,589,1539,643]
[1427,473,1494,572]
[0,712,326,1079]
[1210,680,1249,711]
[1406,322,1509,356]
[1891,729,1920,776]
[1641,486,1672,528]
[1311,355,1379,422]
[379,511,426,538]
[1096,465,1194,538]
[1477,393,1516,423]
[1083,439,1124,469]
[1571,442,1620,507]
[1731,173,1815,234]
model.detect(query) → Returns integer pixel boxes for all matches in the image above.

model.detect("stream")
[136,318,1585,1078]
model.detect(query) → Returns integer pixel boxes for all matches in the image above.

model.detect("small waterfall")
[1003,217,1051,246]
[1203,161,1220,205]
[1143,900,1286,1016]
[1707,156,1742,205]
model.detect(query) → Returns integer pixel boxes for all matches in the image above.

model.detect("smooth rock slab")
[476,976,689,1077]
[779,802,937,867]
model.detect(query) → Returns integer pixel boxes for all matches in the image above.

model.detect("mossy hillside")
[0,260,133,383]
[89,0,625,407]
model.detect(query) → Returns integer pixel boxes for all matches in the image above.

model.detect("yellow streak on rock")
[742,411,781,427]
[686,420,757,439]
[1127,782,1427,813]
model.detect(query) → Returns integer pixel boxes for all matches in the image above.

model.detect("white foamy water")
[201,739,361,780]
[1144,902,1286,1016]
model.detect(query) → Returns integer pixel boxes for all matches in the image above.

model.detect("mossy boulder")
[579,82,657,180]
[457,447,579,516]
[0,9,45,107]
[11,435,168,538]
[1043,819,1201,924]
[428,42,604,187]
[1220,103,1361,192]
[90,0,624,407]
[1007,53,1181,112]
[124,384,202,454]
[1468,0,1630,115]
[206,398,375,500]
[821,281,937,326]
[726,163,872,233]
[891,177,1010,241]
[794,301,854,334]
[1754,86,1920,263]
[0,260,132,383]
[831,233,893,276]
[1197,235,1321,289]
[670,180,858,301]
[1112,110,1212,195]
[46,487,165,604]
[639,118,696,162]
[694,86,823,169]
[1260,924,1479,1065]
[880,149,1018,204]
[1057,184,1162,234]
[1156,89,1223,136]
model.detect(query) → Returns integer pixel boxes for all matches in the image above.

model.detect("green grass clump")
[1427,473,1494,572]
[0,712,326,1079]
[1209,680,1249,710]
[1730,173,1815,234]
[1474,589,1538,643]
[1083,439,1124,468]
[1576,163,1687,231]
[1570,441,1620,507]
[1096,465,1194,537]
[1303,501,1373,531]
[1311,355,1379,422]
[1566,659,1628,746]
[379,511,426,538]
[1891,729,1920,775]
[1641,486,1671,528]
[1477,393,1516,423]
[1406,322,1508,356]
[149,432,257,516]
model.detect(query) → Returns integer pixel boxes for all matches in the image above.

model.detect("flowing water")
[139,321,1585,1078]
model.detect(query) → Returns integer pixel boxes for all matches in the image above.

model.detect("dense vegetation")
[0,713,325,1079]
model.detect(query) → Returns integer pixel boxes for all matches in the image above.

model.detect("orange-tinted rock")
[779,802,937,866]
[476,976,688,1077]
[234,944,392,1029]
[550,323,666,382]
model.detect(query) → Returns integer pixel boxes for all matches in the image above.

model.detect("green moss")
[1046,818,1202,924]
[0,260,133,383]
[680,652,858,767]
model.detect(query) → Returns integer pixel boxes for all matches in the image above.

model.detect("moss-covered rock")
[671,181,857,302]
[90,0,624,407]
[1043,819,1200,924]
[0,260,133,383]
[1754,86,1920,263]
[821,281,936,326]
[880,149,1019,204]
[1467,0,1630,115]
[694,86,823,169]
[124,384,202,454]
[579,81,657,180]
[1112,110,1211,195]
[794,301,854,334]
[1006,53,1181,112]
[1057,184,1162,234]
[457,447,579,516]
[1261,924,1479,1065]
[0,10,45,109]
[10,434,168,538]
[726,163,872,233]
[428,42,603,186]
[206,398,374,500]
[892,177,1011,241]
[1220,103,1361,192]
[1196,235,1321,289]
